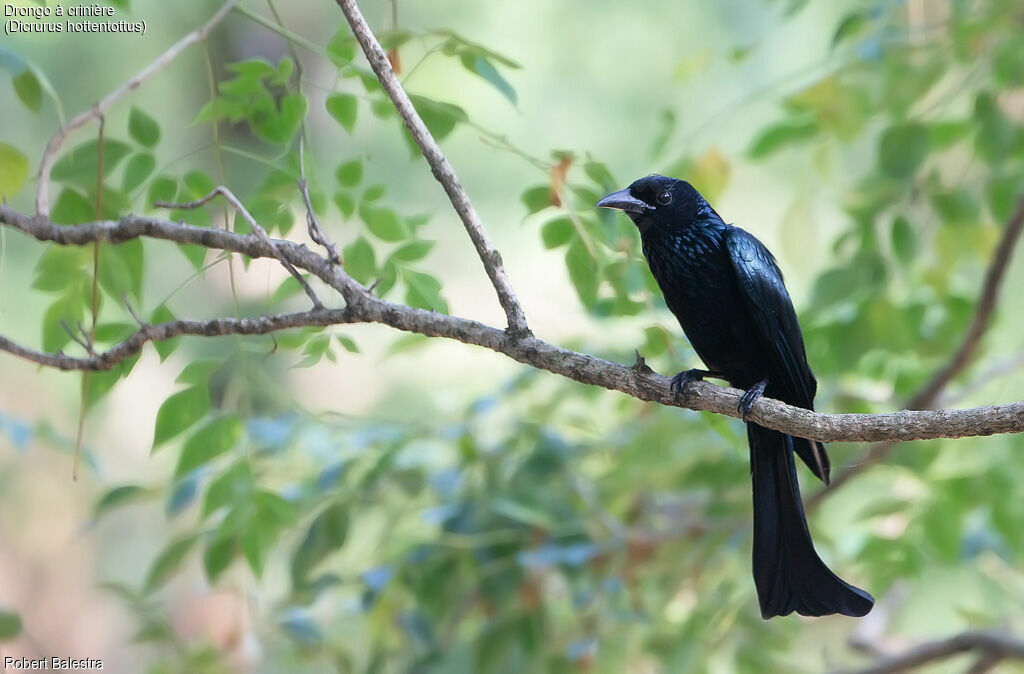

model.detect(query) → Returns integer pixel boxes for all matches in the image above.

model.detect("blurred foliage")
[2,0,1024,672]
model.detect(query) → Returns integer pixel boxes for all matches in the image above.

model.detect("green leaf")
[565,240,598,306]
[253,93,307,145]
[342,236,376,283]
[403,269,448,313]
[360,204,409,241]
[462,54,517,104]
[33,247,88,291]
[291,501,350,586]
[175,415,242,478]
[128,107,161,147]
[335,159,363,187]
[146,175,177,208]
[203,460,253,516]
[336,335,359,353]
[51,188,93,224]
[181,171,214,199]
[362,184,386,202]
[831,10,869,48]
[389,240,434,263]
[93,322,135,344]
[993,38,1024,87]
[930,188,979,226]
[150,305,178,361]
[929,121,970,149]
[878,123,929,178]
[51,139,132,185]
[13,69,41,112]
[327,31,357,67]
[94,485,150,520]
[584,161,616,190]
[42,293,85,353]
[408,95,466,142]
[520,185,552,214]
[145,533,200,591]
[296,334,333,367]
[541,217,574,249]
[122,153,156,193]
[153,386,210,449]
[203,534,237,582]
[334,191,356,218]
[748,119,818,158]
[890,216,916,264]
[177,359,219,385]
[326,93,358,132]
[376,259,398,296]
[987,173,1020,222]
[491,498,554,528]
[0,143,30,198]
[254,490,298,525]
[0,610,22,640]
[974,92,1015,165]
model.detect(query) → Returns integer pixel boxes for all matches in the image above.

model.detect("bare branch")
[831,630,1024,674]
[35,0,240,217]
[334,0,530,336]
[155,186,325,309]
[810,194,1024,507]
[0,309,352,371]
[3,206,1024,445]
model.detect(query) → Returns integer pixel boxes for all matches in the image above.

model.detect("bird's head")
[596,174,720,235]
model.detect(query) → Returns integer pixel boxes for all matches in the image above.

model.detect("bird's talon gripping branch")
[670,368,716,400]
[738,379,768,421]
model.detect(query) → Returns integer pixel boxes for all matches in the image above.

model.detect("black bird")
[597,175,873,619]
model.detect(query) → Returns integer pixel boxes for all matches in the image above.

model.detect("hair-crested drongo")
[597,174,874,619]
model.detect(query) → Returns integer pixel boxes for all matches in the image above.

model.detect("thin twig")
[4,206,1024,445]
[60,320,92,354]
[155,186,324,309]
[298,137,341,264]
[35,0,240,217]
[1,309,352,371]
[830,630,1024,674]
[809,194,1024,508]
[334,0,530,336]
[123,296,146,327]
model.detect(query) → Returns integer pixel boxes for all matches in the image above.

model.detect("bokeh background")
[2,0,1024,672]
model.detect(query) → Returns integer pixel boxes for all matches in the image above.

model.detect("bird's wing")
[724,227,829,482]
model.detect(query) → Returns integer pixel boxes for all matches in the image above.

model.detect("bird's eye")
[656,190,672,205]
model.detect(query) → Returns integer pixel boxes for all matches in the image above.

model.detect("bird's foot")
[737,379,768,421]
[670,368,719,401]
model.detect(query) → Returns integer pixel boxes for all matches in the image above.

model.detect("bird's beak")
[596,189,652,214]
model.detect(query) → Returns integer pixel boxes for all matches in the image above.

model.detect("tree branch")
[3,206,1024,445]
[831,630,1024,674]
[298,136,341,264]
[809,194,1024,507]
[0,308,352,371]
[35,0,240,217]
[155,186,325,309]
[334,0,530,336]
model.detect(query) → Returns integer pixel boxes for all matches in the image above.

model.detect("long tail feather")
[749,425,874,618]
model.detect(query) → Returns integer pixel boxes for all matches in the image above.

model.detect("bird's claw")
[737,379,768,422]
[670,369,707,401]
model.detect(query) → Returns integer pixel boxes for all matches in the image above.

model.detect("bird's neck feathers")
[640,209,727,245]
